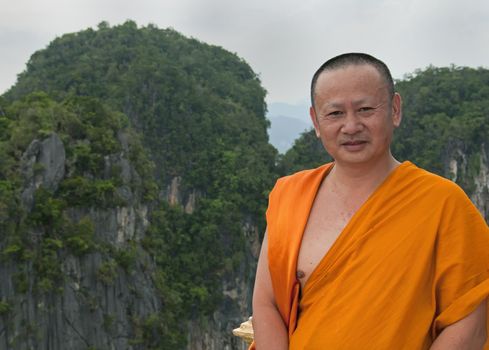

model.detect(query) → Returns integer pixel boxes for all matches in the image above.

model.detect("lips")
[340,140,368,152]
[341,140,367,146]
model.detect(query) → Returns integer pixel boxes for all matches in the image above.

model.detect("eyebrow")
[322,98,380,109]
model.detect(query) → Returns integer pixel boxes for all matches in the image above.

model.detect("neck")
[329,153,400,194]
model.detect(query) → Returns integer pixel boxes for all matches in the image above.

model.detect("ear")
[391,93,402,128]
[310,106,321,138]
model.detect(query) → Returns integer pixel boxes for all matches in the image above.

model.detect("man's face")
[310,64,401,167]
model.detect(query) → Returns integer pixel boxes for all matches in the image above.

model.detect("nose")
[340,112,363,134]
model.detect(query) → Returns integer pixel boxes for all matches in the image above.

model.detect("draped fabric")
[260,161,489,349]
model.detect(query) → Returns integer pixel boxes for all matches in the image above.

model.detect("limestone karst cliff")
[1,21,276,349]
[1,132,159,349]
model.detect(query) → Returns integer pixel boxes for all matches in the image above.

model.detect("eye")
[358,106,376,116]
[327,111,343,118]
[358,107,374,112]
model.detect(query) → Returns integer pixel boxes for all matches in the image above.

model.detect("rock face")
[468,147,489,219]
[1,130,260,350]
[444,141,489,219]
[0,133,162,350]
[21,134,66,210]
[164,183,259,350]
[186,221,260,350]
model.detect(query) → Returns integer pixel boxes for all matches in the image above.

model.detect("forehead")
[314,64,388,104]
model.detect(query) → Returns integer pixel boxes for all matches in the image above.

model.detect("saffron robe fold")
[264,161,489,349]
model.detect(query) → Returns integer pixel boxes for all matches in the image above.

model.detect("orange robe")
[263,161,489,349]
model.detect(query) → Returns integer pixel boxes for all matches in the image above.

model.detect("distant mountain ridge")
[267,114,310,153]
[267,101,310,123]
[266,101,310,153]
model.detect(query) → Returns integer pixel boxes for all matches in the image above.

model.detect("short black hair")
[310,53,394,108]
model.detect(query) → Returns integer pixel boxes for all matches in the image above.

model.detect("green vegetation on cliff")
[6,21,275,198]
[2,21,277,348]
[393,66,489,184]
[277,128,332,175]
[0,92,152,296]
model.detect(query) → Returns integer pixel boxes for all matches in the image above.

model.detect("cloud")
[1,0,489,102]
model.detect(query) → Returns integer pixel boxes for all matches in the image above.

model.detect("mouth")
[341,140,367,146]
[340,140,368,152]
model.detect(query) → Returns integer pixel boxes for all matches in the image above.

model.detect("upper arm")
[431,299,487,349]
[252,230,289,349]
[252,230,276,310]
[432,185,489,336]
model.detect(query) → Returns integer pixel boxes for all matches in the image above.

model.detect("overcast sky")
[2,0,489,105]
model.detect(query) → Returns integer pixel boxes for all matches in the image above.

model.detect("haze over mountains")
[266,102,311,153]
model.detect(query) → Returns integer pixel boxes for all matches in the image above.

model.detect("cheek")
[321,132,338,147]
[371,117,393,132]
[373,122,395,144]
[319,131,338,152]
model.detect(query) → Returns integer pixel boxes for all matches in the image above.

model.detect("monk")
[251,53,489,349]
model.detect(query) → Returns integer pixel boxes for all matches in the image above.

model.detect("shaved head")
[311,53,394,109]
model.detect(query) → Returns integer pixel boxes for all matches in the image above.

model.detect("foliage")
[0,91,155,296]
[113,242,138,271]
[5,20,276,195]
[1,21,278,348]
[393,66,489,177]
[96,259,118,285]
[277,128,332,176]
[0,300,12,316]
[64,216,95,256]
[59,177,125,207]
[0,180,19,236]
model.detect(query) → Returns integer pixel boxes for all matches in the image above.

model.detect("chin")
[334,153,378,165]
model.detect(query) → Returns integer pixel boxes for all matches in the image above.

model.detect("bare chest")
[296,188,358,290]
